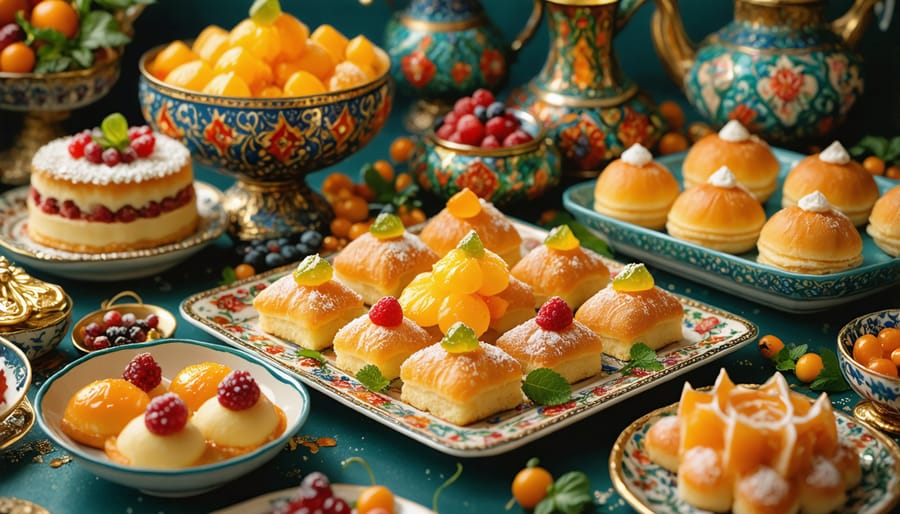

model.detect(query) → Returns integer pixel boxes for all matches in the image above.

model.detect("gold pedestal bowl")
[0,52,123,185]
[137,47,394,241]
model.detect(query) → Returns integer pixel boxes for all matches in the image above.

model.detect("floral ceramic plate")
[563,148,900,313]
[0,182,226,281]
[181,224,758,457]
[211,483,432,514]
[610,400,900,514]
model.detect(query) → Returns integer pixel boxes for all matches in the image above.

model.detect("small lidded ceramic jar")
[0,257,72,360]
[412,109,561,207]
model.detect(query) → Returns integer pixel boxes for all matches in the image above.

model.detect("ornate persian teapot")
[652,0,879,144]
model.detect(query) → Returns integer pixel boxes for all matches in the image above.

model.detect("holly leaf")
[810,348,850,393]
[356,364,390,392]
[523,368,571,406]
[296,349,325,365]
[79,10,132,50]
[619,343,663,375]
[535,471,592,514]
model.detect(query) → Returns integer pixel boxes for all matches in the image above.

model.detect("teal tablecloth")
[1,1,898,512]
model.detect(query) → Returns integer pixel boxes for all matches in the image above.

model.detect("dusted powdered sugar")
[681,446,721,484]
[806,456,842,489]
[31,133,191,185]
[621,143,653,167]
[718,120,750,142]
[739,466,791,506]
[818,141,850,164]
[707,166,738,188]
[798,191,833,212]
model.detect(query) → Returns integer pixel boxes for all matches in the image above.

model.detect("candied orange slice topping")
[446,188,483,218]
[544,225,580,251]
[612,263,654,292]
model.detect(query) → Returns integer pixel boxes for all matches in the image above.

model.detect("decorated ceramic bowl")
[35,339,310,497]
[0,51,122,112]
[0,336,31,422]
[838,309,900,435]
[0,297,72,361]
[412,110,561,207]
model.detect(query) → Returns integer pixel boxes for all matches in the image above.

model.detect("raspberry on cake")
[27,113,200,253]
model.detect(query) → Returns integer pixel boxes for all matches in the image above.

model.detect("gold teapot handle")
[832,0,880,49]
[116,3,147,37]
[511,0,544,53]
[651,0,696,87]
[101,291,144,309]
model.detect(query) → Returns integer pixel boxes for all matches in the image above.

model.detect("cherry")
[471,88,494,108]
[83,141,103,163]
[456,114,485,146]
[101,148,121,166]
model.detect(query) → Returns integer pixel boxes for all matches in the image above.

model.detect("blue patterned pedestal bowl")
[652,0,880,145]
[412,111,561,207]
[0,52,123,185]
[838,309,900,435]
[137,47,394,241]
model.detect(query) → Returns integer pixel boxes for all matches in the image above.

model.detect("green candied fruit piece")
[612,263,654,292]
[250,0,282,24]
[441,322,480,353]
[543,225,580,251]
[293,254,333,286]
[457,230,485,259]
[369,212,405,240]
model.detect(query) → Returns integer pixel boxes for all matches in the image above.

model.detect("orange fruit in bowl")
[164,60,215,91]
[0,0,28,26]
[150,41,199,81]
[295,39,335,81]
[202,71,252,97]
[274,59,303,88]
[192,25,230,64]
[310,24,349,65]
[274,13,309,61]
[214,46,272,91]
[228,18,282,64]
[345,35,376,69]
[328,61,368,91]
[30,0,79,39]
[283,70,326,96]
[257,84,283,98]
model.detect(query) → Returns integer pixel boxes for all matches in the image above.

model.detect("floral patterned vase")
[384,0,542,131]
[507,0,667,179]
[652,0,879,145]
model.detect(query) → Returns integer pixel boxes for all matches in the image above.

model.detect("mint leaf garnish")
[523,368,571,406]
[810,348,850,393]
[619,343,663,375]
[296,349,325,365]
[772,343,808,371]
[539,211,612,258]
[219,266,236,285]
[535,471,592,514]
[101,113,130,150]
[356,364,390,392]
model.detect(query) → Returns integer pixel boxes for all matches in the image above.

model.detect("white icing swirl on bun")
[621,143,653,167]
[707,166,738,188]
[718,120,750,142]
[798,191,833,212]
[818,141,850,165]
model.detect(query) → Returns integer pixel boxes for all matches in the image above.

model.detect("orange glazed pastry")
[333,213,438,305]
[333,296,433,379]
[253,255,366,350]
[418,188,523,265]
[867,185,900,257]
[782,141,879,226]
[644,369,859,514]
[758,191,863,274]
[496,297,603,384]
[575,263,683,361]
[681,120,779,202]
[511,224,610,310]
[592,143,680,230]
[60,378,150,449]
[666,166,767,254]
[400,323,523,426]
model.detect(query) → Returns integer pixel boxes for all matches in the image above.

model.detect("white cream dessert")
[192,370,281,449]
[27,129,199,253]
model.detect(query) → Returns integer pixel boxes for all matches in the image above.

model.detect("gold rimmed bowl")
[412,109,561,207]
[137,45,394,241]
[837,309,900,435]
[71,291,177,353]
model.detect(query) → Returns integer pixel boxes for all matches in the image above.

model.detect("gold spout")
[832,0,879,49]
[651,0,696,88]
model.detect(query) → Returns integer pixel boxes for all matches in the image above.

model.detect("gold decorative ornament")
[0,257,68,329]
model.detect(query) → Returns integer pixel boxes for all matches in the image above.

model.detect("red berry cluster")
[67,126,156,166]
[273,472,351,514]
[217,370,261,411]
[535,296,573,332]
[31,185,193,223]
[82,310,161,351]
[123,352,163,393]
[435,88,534,148]
[144,392,189,436]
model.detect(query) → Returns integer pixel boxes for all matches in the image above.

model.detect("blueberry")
[250,238,264,247]
[277,237,290,247]
[281,245,299,261]
[299,230,323,248]
[114,336,130,346]
[486,101,506,119]
[474,105,487,122]
[295,242,313,256]
[245,250,265,268]
[234,242,251,256]
[265,252,285,268]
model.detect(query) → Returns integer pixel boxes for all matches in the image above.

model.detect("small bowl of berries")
[836,309,900,435]
[71,291,177,353]
[412,88,561,207]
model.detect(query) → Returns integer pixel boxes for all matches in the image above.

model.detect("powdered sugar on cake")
[32,133,190,184]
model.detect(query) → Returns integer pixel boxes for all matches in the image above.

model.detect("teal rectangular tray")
[562,148,899,313]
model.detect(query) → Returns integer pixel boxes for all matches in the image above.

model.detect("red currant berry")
[217,370,261,410]
[368,296,403,327]
[101,148,121,167]
[436,123,455,140]
[145,314,160,329]
[40,198,59,214]
[502,128,533,147]
[144,393,189,435]
[456,114,485,146]
[90,205,114,222]
[67,132,92,158]
[453,97,475,116]
[535,296,573,331]
[103,310,123,327]
[301,472,332,497]
[115,206,138,222]
[91,335,110,350]
[442,111,459,128]
[471,88,495,108]
[84,141,103,163]
[485,116,515,141]
[61,200,81,219]
[123,352,163,392]
[120,146,137,164]
[447,131,464,144]
[481,135,500,148]
[131,134,155,157]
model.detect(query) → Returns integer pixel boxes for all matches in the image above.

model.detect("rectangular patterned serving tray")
[181,224,758,457]
[563,148,900,313]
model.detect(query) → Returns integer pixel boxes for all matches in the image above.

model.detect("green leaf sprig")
[850,135,900,166]
[361,162,422,212]
[539,211,612,258]
[809,349,850,393]
[523,368,571,406]
[535,471,592,514]
[296,348,325,365]
[619,343,664,375]
[220,266,237,285]
[356,364,390,392]
[771,343,808,372]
